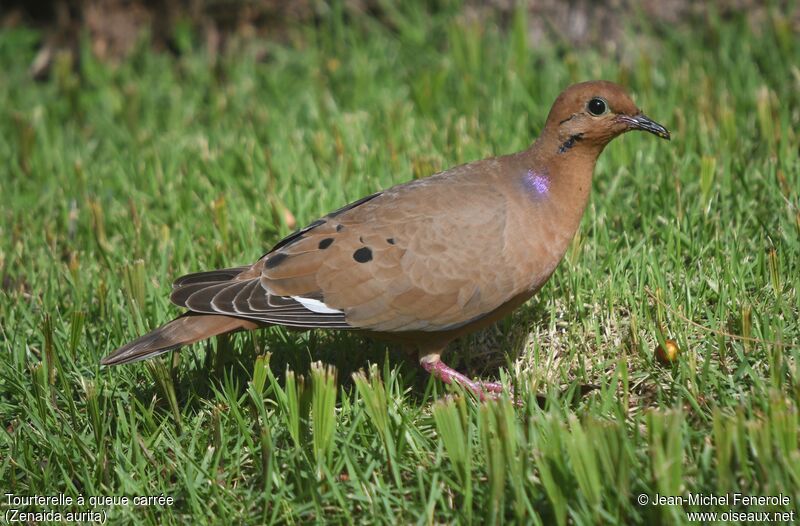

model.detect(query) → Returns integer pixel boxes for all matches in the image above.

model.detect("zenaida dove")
[102,80,670,399]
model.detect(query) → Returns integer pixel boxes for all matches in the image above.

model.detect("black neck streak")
[558,133,584,154]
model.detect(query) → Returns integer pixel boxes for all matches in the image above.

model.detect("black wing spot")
[318,238,334,249]
[265,253,288,269]
[267,219,327,254]
[353,247,373,263]
[263,192,381,257]
[386,238,395,245]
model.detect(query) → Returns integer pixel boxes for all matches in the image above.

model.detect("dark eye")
[587,97,608,116]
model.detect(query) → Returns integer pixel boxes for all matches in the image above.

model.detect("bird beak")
[618,113,671,140]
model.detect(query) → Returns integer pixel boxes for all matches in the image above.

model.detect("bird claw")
[421,360,599,407]
[421,359,513,402]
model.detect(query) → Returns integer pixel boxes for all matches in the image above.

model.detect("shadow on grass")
[120,297,595,415]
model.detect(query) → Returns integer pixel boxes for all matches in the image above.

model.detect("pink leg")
[421,359,506,401]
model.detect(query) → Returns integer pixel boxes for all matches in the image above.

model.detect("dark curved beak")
[618,113,671,140]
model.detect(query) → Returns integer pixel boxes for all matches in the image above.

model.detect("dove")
[102,80,670,399]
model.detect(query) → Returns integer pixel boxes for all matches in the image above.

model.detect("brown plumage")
[103,81,669,398]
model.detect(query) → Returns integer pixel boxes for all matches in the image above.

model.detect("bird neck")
[496,136,604,294]
[522,131,605,227]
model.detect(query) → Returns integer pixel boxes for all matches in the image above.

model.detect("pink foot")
[421,360,507,401]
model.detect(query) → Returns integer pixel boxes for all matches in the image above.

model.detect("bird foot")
[420,359,506,401]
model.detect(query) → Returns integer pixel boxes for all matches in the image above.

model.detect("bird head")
[543,80,670,153]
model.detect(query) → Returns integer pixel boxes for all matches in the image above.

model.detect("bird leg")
[420,356,505,401]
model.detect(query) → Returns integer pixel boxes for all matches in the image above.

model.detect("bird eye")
[587,97,608,116]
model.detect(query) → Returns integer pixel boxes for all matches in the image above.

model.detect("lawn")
[1,2,799,524]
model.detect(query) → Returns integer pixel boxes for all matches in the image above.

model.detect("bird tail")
[101,313,259,366]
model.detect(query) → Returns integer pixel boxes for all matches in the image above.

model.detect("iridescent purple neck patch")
[522,169,550,197]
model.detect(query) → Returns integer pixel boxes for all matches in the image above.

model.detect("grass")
[1,2,799,524]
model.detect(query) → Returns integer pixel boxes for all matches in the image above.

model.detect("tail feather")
[172,266,250,288]
[101,313,259,366]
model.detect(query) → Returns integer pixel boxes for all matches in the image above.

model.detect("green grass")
[1,2,799,524]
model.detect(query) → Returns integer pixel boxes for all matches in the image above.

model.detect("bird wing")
[171,159,528,332]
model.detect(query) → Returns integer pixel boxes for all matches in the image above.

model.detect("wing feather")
[168,155,541,333]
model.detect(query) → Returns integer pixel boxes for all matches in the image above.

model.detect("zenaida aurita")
[103,80,670,398]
